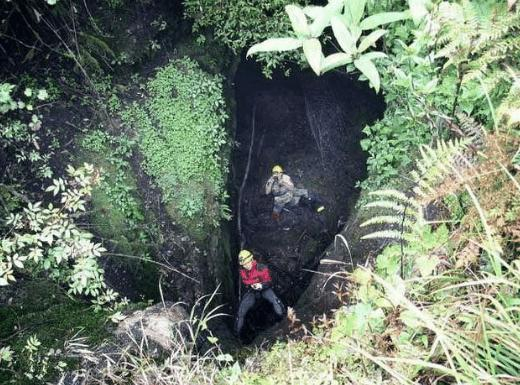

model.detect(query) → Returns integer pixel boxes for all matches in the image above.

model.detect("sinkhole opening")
[231,60,385,340]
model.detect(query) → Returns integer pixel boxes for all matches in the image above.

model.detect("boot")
[309,197,325,213]
[315,203,325,213]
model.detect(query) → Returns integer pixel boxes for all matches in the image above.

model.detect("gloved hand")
[251,283,262,290]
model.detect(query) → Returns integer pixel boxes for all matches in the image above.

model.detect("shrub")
[184,0,307,77]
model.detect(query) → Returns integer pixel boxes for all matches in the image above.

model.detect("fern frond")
[456,113,486,148]
[364,200,405,212]
[497,72,520,128]
[360,215,414,228]
[409,139,470,201]
[361,230,403,241]
[79,32,116,59]
[435,0,518,70]
[368,189,419,206]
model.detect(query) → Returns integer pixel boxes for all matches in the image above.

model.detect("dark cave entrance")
[231,60,384,340]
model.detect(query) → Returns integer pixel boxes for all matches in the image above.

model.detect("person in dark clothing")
[234,249,285,337]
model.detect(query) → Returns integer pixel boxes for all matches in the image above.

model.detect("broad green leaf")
[344,0,366,26]
[375,297,393,308]
[216,353,234,362]
[400,310,422,328]
[341,303,372,336]
[362,51,387,61]
[423,78,438,93]
[357,284,381,303]
[303,38,323,75]
[358,29,387,53]
[0,84,14,104]
[416,255,440,277]
[246,38,303,57]
[354,56,381,93]
[376,246,400,276]
[321,52,352,73]
[352,268,371,285]
[409,0,428,25]
[285,5,310,37]
[0,277,8,286]
[360,11,409,30]
[331,16,356,54]
[386,275,406,306]
[37,89,48,100]
[207,336,219,344]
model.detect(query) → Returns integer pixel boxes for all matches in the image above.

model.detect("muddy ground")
[232,61,384,338]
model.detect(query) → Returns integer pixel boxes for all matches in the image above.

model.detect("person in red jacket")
[234,249,285,337]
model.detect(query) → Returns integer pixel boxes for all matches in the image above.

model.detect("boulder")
[114,301,189,357]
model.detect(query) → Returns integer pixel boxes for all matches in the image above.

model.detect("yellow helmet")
[272,165,283,174]
[238,249,253,265]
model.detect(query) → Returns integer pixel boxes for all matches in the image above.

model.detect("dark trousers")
[234,288,284,335]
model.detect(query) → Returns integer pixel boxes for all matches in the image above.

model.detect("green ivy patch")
[122,58,230,237]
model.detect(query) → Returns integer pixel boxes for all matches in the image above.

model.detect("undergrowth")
[121,57,230,238]
[79,128,161,300]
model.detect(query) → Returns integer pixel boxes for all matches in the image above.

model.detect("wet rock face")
[114,301,189,357]
[232,62,384,336]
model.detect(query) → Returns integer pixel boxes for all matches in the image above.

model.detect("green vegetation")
[79,129,161,300]
[1,0,519,384]
[228,131,519,385]
[80,129,148,249]
[0,280,112,384]
[214,1,519,383]
[184,0,307,76]
[247,0,409,92]
[358,0,519,191]
[122,57,230,237]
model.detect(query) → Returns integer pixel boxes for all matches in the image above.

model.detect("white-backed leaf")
[331,16,356,54]
[354,56,380,93]
[344,0,367,26]
[350,24,362,41]
[303,5,322,20]
[303,38,323,75]
[307,7,329,37]
[13,259,24,269]
[362,51,387,61]
[358,29,387,53]
[285,5,310,37]
[327,0,344,12]
[360,11,409,30]
[322,52,352,73]
[409,0,428,25]
[307,0,344,37]
[246,38,303,57]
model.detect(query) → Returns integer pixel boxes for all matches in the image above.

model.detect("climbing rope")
[237,101,257,301]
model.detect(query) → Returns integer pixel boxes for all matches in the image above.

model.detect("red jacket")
[240,261,272,288]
